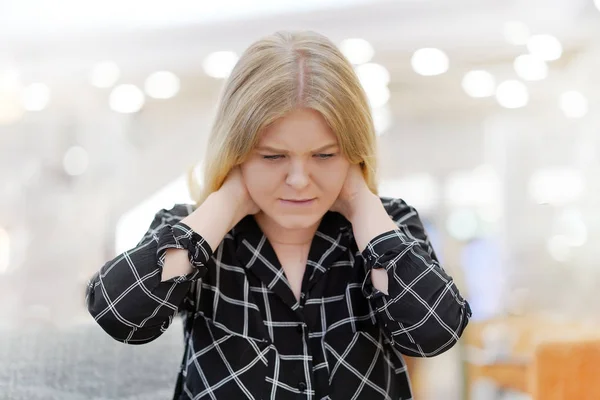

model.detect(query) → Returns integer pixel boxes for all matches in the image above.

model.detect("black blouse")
[86,197,471,399]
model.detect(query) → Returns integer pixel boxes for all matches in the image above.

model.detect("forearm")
[87,261,193,344]
[348,192,397,294]
[355,198,472,356]
[87,222,203,343]
[349,191,398,251]
[162,191,242,281]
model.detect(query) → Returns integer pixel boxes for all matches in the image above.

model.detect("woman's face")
[240,108,350,230]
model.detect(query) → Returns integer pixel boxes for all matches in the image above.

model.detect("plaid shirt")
[86,197,471,399]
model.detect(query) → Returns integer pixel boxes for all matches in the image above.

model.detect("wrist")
[347,190,380,222]
[180,191,241,252]
[348,193,398,252]
[209,190,246,229]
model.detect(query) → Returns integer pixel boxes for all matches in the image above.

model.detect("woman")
[86,30,471,399]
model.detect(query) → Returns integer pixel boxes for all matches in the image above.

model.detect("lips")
[283,199,313,202]
[279,198,316,205]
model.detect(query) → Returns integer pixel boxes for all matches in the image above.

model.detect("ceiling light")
[503,21,530,46]
[513,54,548,81]
[462,70,495,98]
[355,63,390,88]
[495,80,528,109]
[340,38,374,65]
[21,83,51,111]
[203,51,238,79]
[109,84,145,113]
[144,71,180,99]
[411,48,449,76]
[559,91,588,119]
[527,34,562,61]
[63,145,89,176]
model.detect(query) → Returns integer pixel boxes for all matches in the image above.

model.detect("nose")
[285,159,310,190]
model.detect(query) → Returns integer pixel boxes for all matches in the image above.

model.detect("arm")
[351,194,471,357]
[334,166,471,357]
[86,191,247,344]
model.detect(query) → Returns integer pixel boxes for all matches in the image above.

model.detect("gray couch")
[0,318,184,400]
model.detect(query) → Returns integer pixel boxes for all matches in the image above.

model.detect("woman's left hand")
[331,163,391,294]
[330,164,375,220]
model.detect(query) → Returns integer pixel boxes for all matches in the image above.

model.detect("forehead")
[259,108,337,149]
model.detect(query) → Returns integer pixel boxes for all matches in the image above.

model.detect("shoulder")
[379,197,420,224]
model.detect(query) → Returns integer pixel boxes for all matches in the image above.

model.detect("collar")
[233,211,353,312]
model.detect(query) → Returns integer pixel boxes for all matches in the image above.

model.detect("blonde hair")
[190,30,379,205]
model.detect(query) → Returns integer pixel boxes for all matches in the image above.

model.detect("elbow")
[89,306,165,345]
[420,327,466,358]
[85,281,163,345]
[94,314,163,345]
[419,300,472,357]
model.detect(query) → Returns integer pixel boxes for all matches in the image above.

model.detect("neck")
[254,212,319,246]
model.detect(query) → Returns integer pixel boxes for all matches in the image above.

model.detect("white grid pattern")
[86,198,471,399]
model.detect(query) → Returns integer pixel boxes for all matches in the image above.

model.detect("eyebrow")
[255,143,339,153]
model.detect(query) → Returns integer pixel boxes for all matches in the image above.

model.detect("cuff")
[360,229,413,300]
[361,229,412,269]
[361,272,387,300]
[156,222,212,277]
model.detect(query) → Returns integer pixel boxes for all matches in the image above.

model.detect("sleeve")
[85,204,212,344]
[361,198,472,357]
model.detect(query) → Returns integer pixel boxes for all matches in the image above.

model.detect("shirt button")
[298,381,306,392]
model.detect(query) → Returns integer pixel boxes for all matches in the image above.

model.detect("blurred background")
[1,0,600,399]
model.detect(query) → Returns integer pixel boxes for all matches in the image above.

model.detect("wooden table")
[464,316,600,400]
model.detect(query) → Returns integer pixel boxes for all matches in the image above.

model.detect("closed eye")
[314,153,335,160]
[262,155,284,161]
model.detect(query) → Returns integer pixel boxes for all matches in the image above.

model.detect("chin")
[272,213,324,230]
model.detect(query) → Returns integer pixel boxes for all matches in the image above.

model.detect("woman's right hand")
[180,167,259,253]
[217,167,260,224]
